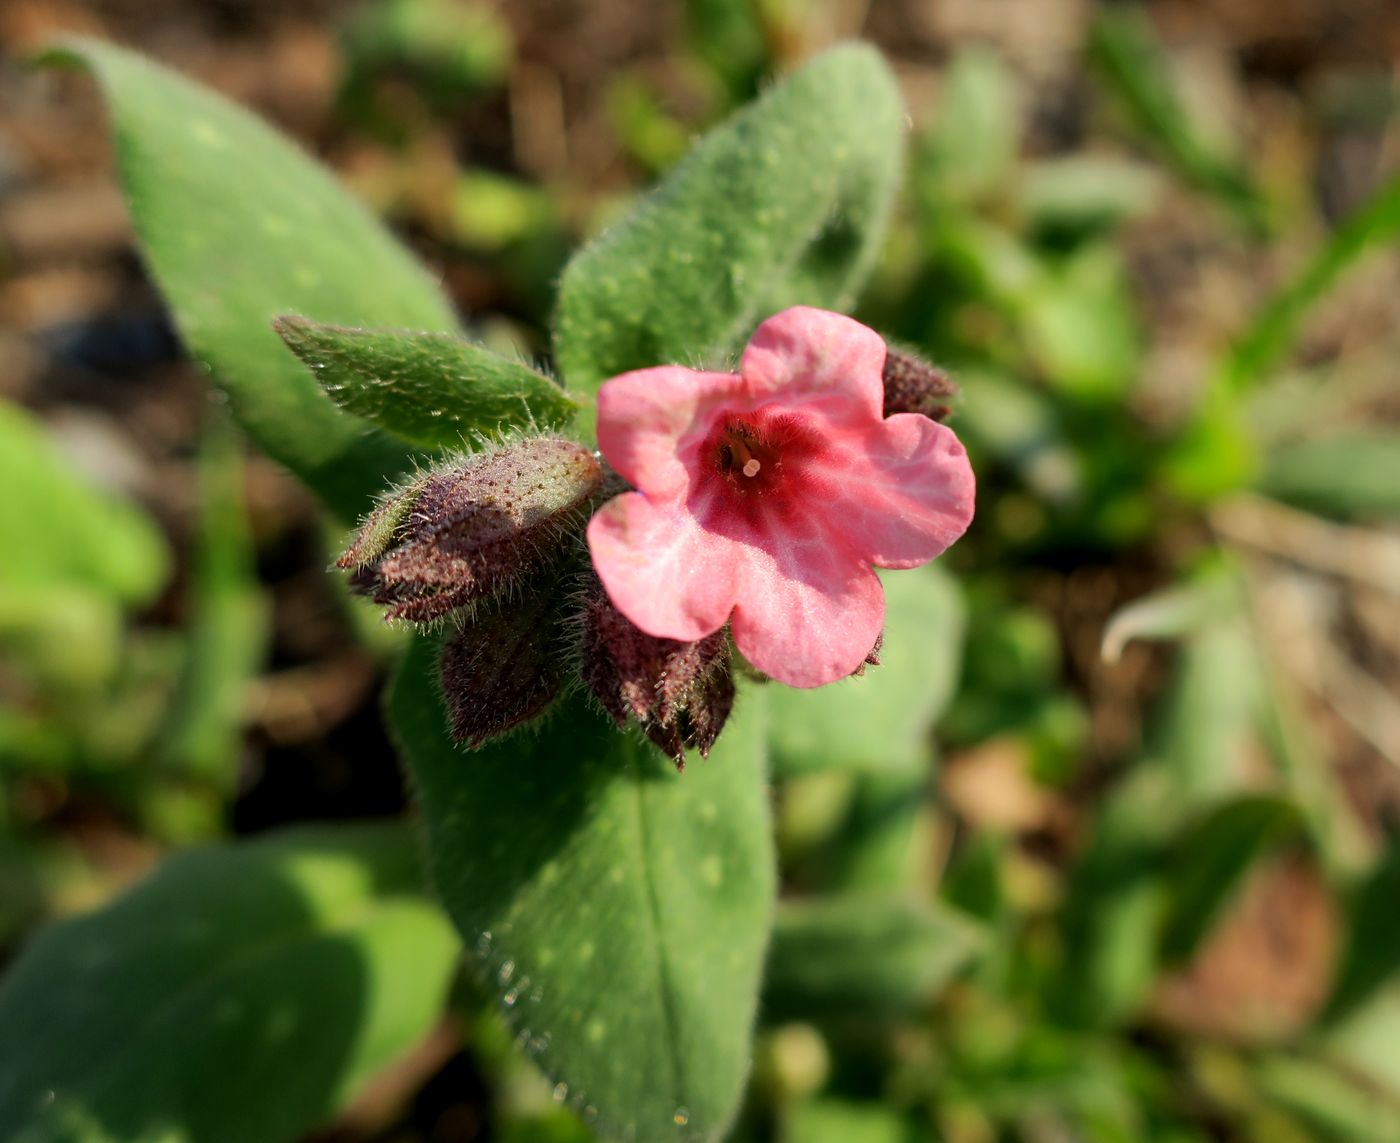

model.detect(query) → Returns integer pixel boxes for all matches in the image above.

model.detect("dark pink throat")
[700,409,831,519]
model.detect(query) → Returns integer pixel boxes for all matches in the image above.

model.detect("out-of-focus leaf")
[953,371,1082,506]
[340,0,512,100]
[1149,614,1262,807]
[1089,9,1262,228]
[783,1100,919,1143]
[1021,245,1140,401]
[0,824,459,1143]
[449,170,558,251]
[1221,173,1400,392]
[1324,986,1400,1098]
[933,218,1040,308]
[1159,795,1302,964]
[920,46,1019,205]
[1055,769,1173,1028]
[683,0,768,100]
[155,417,267,793]
[826,771,935,895]
[275,318,579,451]
[942,598,1062,748]
[1321,835,1400,1025]
[0,586,126,692]
[1101,570,1239,663]
[1018,155,1163,237]
[1164,391,1260,504]
[0,839,91,949]
[1260,433,1400,519]
[608,76,691,175]
[42,38,461,520]
[554,43,904,397]
[390,637,774,1142]
[768,567,964,777]
[0,401,167,605]
[763,896,983,1022]
[1257,1056,1400,1143]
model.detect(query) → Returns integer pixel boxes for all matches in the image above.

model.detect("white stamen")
[742,459,761,478]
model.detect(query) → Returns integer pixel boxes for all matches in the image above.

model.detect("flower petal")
[808,412,975,569]
[596,366,742,499]
[587,491,739,642]
[740,306,887,425]
[729,531,885,688]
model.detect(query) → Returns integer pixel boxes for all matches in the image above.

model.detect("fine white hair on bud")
[338,435,604,625]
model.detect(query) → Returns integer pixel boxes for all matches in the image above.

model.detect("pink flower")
[585,306,975,688]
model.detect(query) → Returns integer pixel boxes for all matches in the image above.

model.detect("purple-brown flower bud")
[580,580,735,770]
[338,437,603,624]
[881,343,956,422]
[438,585,568,748]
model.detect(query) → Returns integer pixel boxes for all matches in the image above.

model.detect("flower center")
[717,424,773,481]
[703,411,829,504]
[692,409,837,536]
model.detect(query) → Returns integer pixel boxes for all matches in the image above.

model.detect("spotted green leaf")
[554,42,904,397]
[389,637,774,1142]
[42,38,462,520]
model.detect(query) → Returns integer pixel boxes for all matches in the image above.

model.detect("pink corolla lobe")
[585,306,976,688]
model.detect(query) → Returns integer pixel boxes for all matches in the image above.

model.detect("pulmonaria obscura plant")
[17,34,971,1143]
[338,305,973,760]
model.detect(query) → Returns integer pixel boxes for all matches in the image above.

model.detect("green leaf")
[767,567,964,778]
[1221,173,1400,392]
[1260,432,1400,519]
[1322,836,1400,1025]
[1089,9,1263,229]
[784,1100,920,1143]
[1256,1055,1400,1143]
[1053,769,1172,1028]
[1324,986,1400,1099]
[42,38,462,520]
[554,42,904,397]
[953,370,1083,506]
[1159,794,1302,964]
[1020,245,1141,401]
[340,0,513,101]
[763,895,983,1022]
[1100,573,1238,663]
[0,823,459,1143]
[389,636,775,1142]
[1017,155,1163,237]
[155,416,268,793]
[919,46,1019,205]
[1149,613,1262,809]
[825,770,936,894]
[275,317,579,451]
[0,400,167,605]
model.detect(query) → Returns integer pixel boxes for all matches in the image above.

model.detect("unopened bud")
[882,344,956,422]
[581,580,735,770]
[438,585,567,748]
[339,437,603,623]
